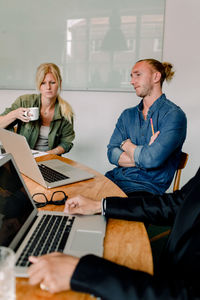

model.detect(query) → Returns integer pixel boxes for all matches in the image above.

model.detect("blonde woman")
[0,63,75,155]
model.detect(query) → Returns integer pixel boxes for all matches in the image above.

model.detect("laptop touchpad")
[70,230,102,252]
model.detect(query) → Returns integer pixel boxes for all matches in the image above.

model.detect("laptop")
[0,128,94,188]
[0,153,106,277]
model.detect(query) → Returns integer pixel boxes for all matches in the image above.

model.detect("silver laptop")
[0,128,94,188]
[0,153,106,277]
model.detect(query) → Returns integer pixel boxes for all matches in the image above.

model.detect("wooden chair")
[149,152,189,242]
[172,152,189,192]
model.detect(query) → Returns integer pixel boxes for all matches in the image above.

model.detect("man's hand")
[64,195,101,215]
[28,252,79,294]
[149,131,160,145]
[118,132,160,167]
[118,139,136,167]
[121,139,136,152]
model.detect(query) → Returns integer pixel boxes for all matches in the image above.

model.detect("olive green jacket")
[1,94,75,153]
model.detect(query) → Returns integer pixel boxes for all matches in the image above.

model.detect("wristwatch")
[120,140,126,149]
[101,198,106,215]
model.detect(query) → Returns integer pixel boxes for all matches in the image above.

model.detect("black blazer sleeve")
[104,167,200,226]
[71,255,198,300]
[70,168,200,299]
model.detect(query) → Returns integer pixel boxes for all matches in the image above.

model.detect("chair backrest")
[173,152,189,192]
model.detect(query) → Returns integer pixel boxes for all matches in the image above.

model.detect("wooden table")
[16,154,153,299]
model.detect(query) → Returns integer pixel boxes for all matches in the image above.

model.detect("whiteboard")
[0,0,165,91]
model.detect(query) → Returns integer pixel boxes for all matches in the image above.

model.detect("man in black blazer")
[28,167,200,299]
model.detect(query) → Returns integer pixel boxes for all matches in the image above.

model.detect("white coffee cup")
[24,107,39,121]
[0,247,16,300]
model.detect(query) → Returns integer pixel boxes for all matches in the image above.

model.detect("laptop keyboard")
[16,214,75,267]
[38,164,69,183]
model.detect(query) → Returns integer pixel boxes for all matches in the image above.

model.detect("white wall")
[0,0,200,189]
[162,0,200,186]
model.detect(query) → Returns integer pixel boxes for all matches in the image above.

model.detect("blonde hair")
[36,63,73,123]
[137,59,175,86]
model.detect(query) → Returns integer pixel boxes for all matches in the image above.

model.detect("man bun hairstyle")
[162,62,175,83]
[137,58,175,86]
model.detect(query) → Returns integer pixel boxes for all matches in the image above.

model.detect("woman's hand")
[0,107,30,128]
[46,146,65,155]
[10,107,31,123]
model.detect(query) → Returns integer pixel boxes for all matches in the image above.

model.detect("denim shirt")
[106,94,187,194]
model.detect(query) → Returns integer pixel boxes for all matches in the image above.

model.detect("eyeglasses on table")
[32,191,68,208]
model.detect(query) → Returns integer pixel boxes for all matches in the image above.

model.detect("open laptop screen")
[0,158,34,247]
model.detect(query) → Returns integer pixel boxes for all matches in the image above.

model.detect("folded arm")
[118,139,136,167]
[118,132,160,167]
[134,110,187,169]
[107,109,186,169]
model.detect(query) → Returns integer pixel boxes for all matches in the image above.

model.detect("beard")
[135,84,152,98]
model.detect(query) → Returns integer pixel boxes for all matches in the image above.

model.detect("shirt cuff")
[101,198,106,215]
[134,145,143,166]
[109,147,123,165]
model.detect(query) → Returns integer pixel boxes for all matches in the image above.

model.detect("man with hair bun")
[105,58,187,196]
